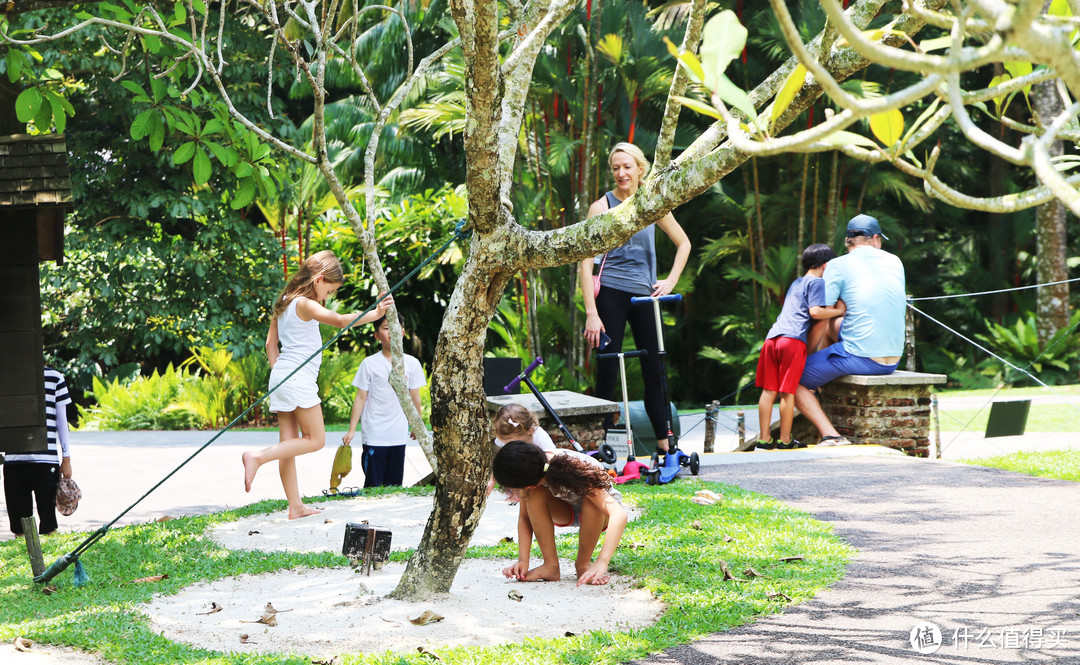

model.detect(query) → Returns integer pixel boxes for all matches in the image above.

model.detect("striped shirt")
[5,368,71,465]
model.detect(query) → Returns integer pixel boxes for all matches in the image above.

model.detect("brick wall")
[821,383,933,457]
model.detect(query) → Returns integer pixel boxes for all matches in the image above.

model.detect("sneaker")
[775,438,802,450]
[816,435,852,447]
[756,439,776,450]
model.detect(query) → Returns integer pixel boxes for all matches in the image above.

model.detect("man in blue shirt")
[795,214,906,446]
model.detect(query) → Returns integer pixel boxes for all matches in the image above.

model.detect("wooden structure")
[0,133,72,454]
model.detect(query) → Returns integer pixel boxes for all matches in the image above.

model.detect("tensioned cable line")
[35,220,471,584]
[908,277,1080,301]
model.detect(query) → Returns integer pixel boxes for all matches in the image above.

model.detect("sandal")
[322,486,362,497]
[816,436,852,447]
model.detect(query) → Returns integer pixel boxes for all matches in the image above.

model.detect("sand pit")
[141,494,662,659]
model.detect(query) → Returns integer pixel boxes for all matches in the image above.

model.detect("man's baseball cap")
[846,214,888,240]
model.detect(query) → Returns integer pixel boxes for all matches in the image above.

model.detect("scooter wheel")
[597,443,618,465]
[689,452,700,476]
[646,469,660,486]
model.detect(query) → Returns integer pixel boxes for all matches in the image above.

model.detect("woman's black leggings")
[594,286,670,441]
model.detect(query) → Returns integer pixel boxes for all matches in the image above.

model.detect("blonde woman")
[578,143,691,452]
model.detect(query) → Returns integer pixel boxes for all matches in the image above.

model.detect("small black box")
[342,523,392,568]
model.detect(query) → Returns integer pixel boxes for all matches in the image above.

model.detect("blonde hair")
[608,142,651,182]
[271,250,345,319]
[494,403,539,440]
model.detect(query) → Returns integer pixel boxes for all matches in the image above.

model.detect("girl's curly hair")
[493,441,613,498]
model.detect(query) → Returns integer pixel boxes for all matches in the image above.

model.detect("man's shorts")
[800,341,899,390]
[755,336,807,394]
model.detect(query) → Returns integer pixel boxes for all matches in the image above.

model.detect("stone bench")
[791,370,947,457]
[485,390,619,451]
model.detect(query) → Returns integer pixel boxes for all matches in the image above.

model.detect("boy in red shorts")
[750,244,846,450]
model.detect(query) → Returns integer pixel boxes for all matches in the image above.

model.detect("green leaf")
[119,79,149,100]
[869,109,905,147]
[147,111,165,152]
[150,77,166,103]
[42,68,63,81]
[234,161,253,178]
[203,119,224,135]
[919,36,953,52]
[672,95,722,120]
[172,141,197,165]
[33,102,52,131]
[814,130,879,149]
[713,74,757,125]
[663,36,705,85]
[45,91,69,133]
[174,3,187,25]
[75,11,94,19]
[130,109,152,139]
[15,87,42,123]
[230,178,255,209]
[193,0,207,14]
[771,64,806,130]
[1050,0,1072,16]
[193,147,212,186]
[6,49,24,83]
[699,10,746,91]
[205,141,238,167]
[142,34,162,54]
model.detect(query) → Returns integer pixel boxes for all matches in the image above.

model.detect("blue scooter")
[628,294,699,484]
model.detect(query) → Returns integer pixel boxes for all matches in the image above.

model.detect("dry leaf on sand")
[14,636,48,654]
[507,590,523,602]
[240,613,278,626]
[743,567,764,579]
[196,602,223,615]
[690,519,702,530]
[767,591,793,602]
[247,530,261,535]
[409,610,445,626]
[239,634,256,644]
[265,602,292,614]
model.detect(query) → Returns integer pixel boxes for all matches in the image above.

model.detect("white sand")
[138,494,661,659]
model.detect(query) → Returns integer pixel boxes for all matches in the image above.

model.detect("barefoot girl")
[242,250,391,519]
[493,441,628,586]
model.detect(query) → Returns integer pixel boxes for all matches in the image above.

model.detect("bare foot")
[242,451,259,492]
[523,561,561,582]
[287,504,323,520]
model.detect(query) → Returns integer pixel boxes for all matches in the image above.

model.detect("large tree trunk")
[1031,64,1070,347]
[392,236,513,598]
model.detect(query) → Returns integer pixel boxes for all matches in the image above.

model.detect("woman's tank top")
[596,190,656,295]
[274,298,322,377]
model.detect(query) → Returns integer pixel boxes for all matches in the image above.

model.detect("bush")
[77,365,201,431]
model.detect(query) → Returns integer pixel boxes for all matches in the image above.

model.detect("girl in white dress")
[242,250,391,519]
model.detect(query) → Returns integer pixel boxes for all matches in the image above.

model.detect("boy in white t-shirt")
[342,314,427,487]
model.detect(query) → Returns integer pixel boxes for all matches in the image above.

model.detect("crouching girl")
[492,441,628,586]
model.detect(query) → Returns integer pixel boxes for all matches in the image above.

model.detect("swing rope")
[35,220,471,584]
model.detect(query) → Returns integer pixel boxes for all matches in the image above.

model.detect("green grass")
[1,482,852,665]
[937,404,1080,433]
[960,449,1080,482]
[935,384,1080,399]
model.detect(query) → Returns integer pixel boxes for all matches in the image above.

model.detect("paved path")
[637,455,1080,664]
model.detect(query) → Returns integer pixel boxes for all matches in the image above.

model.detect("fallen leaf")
[417,646,442,660]
[239,634,256,644]
[719,560,739,582]
[507,590,523,602]
[695,489,723,503]
[311,657,341,665]
[691,496,715,506]
[240,613,278,626]
[196,602,223,615]
[499,536,514,543]
[690,519,702,530]
[767,591,793,602]
[265,602,293,614]
[409,610,445,626]
[247,530,261,536]
[723,535,736,543]
[743,567,764,579]
[564,631,577,637]
[123,574,169,585]
[778,556,804,563]
[380,615,405,627]
[156,516,174,523]
[324,518,333,524]
[41,585,58,595]
[625,541,647,550]
[14,636,47,654]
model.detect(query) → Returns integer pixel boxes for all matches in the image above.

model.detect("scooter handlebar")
[596,349,648,360]
[630,294,682,305]
[503,356,544,393]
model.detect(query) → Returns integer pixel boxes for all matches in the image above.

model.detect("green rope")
[35,220,470,584]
